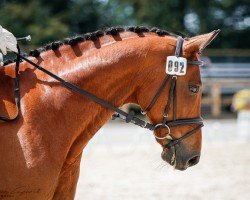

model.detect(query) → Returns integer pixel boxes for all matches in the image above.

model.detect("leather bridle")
[139,36,204,149]
[0,36,204,150]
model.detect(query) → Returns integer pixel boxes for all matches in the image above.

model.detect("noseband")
[1,36,203,150]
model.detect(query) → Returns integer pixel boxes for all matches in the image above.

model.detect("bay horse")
[0,27,219,200]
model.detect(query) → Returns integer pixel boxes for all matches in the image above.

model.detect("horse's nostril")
[187,155,200,167]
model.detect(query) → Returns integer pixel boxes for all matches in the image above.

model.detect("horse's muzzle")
[161,143,200,170]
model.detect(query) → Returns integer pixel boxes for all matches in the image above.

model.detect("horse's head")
[137,30,220,170]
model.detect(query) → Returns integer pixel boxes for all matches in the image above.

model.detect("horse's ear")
[183,29,220,55]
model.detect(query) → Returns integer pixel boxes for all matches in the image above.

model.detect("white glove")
[0,25,18,55]
[0,52,3,66]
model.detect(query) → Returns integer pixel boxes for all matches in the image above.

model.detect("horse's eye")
[188,85,199,93]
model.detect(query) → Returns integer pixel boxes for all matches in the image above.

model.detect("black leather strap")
[187,60,204,66]
[173,77,177,121]
[165,124,204,149]
[125,112,134,123]
[141,75,171,114]
[0,45,21,122]
[162,76,176,124]
[175,37,184,57]
[166,118,204,127]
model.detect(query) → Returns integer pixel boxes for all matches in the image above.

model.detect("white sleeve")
[0,25,18,55]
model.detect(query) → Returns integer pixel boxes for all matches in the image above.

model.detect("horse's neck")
[4,35,170,147]
[38,40,148,143]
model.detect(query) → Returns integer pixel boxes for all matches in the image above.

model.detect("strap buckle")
[141,121,147,128]
[163,113,168,118]
[140,110,147,115]
[111,113,119,120]
[172,75,177,80]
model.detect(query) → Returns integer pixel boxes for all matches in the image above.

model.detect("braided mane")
[3,26,180,66]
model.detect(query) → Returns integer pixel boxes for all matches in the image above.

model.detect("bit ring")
[153,124,171,140]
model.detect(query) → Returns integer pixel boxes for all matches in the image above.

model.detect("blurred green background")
[0,0,249,49]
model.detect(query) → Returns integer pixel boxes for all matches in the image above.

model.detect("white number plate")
[166,56,187,75]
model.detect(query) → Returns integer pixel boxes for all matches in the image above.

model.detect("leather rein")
[0,36,203,149]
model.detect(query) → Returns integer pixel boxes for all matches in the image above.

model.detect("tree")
[0,0,69,48]
[0,0,249,48]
